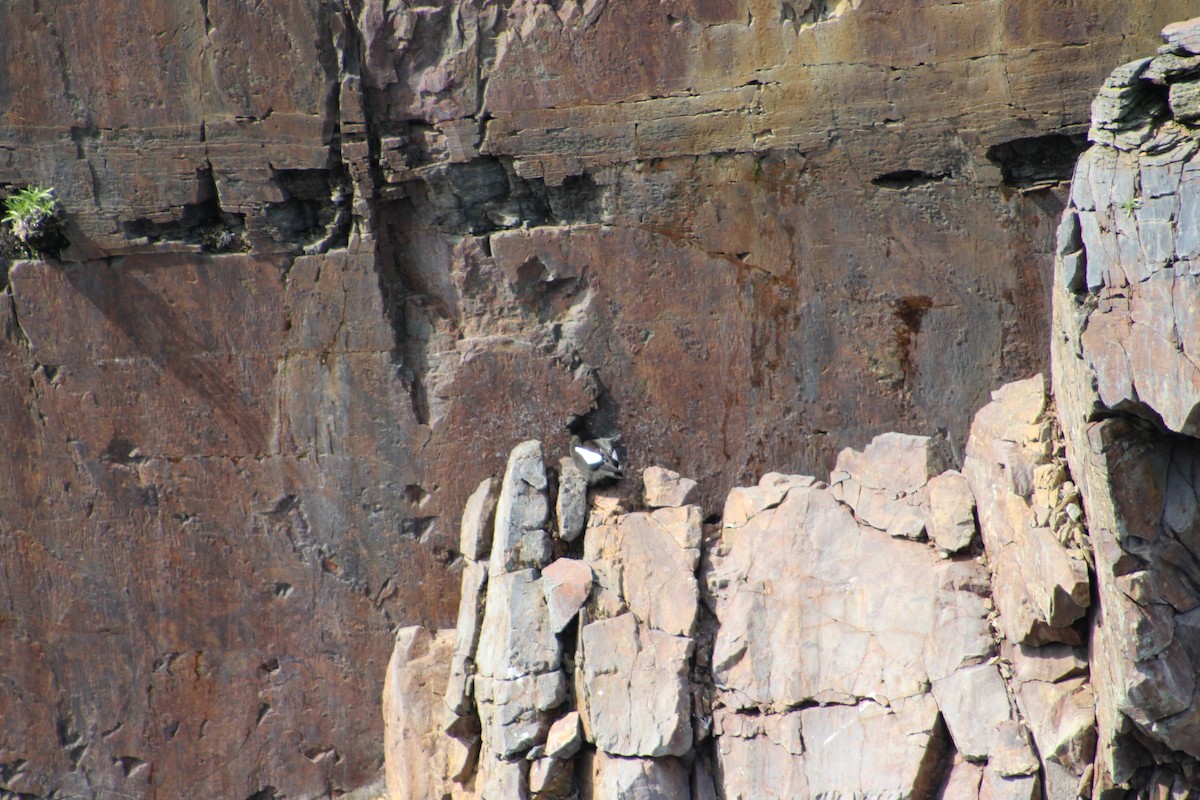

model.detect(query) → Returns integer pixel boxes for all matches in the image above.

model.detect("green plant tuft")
[2,185,65,258]
[4,186,58,241]
[1119,196,1142,218]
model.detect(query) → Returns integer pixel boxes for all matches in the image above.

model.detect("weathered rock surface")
[584,505,702,639]
[541,558,593,634]
[964,377,1091,646]
[1,0,1196,795]
[710,429,1050,797]
[579,613,693,759]
[556,457,588,542]
[545,711,583,761]
[384,627,474,800]
[490,440,553,573]
[1051,16,1200,794]
[642,465,699,509]
[962,375,1097,796]
[578,751,691,800]
[830,431,940,540]
[928,470,979,553]
[0,253,450,800]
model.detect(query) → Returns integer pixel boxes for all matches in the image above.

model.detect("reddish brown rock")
[0,0,1193,796]
[0,253,452,799]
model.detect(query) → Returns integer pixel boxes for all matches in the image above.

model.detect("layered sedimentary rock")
[1052,17,1200,794]
[2,1,1198,797]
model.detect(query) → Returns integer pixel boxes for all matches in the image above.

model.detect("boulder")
[642,466,699,508]
[928,470,978,553]
[545,711,583,760]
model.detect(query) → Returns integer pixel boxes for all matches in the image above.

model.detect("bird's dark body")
[570,434,624,487]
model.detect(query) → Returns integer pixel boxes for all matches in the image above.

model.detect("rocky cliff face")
[1,2,1197,798]
[382,17,1200,799]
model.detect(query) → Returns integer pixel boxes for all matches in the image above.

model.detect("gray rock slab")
[578,751,691,800]
[492,440,553,574]
[928,470,977,553]
[541,558,593,633]
[556,456,588,542]
[1163,17,1200,55]
[462,477,498,561]
[722,472,816,529]
[800,695,945,798]
[711,482,942,709]
[477,569,561,679]
[545,711,582,760]
[580,613,693,758]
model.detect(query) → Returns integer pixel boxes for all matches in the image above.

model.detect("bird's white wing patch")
[575,446,604,467]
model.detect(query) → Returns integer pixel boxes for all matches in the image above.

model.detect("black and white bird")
[567,414,626,486]
[570,434,625,486]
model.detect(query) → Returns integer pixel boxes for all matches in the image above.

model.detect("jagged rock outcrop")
[1052,16,1200,794]
[386,400,1099,798]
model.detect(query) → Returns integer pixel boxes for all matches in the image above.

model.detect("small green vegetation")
[1119,196,1143,218]
[2,185,65,257]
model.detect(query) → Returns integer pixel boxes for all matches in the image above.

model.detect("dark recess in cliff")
[395,158,604,236]
[871,169,952,189]
[123,167,246,251]
[986,134,1090,189]
[266,167,347,247]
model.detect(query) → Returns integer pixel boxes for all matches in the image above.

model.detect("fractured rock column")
[574,478,705,798]
[473,440,567,796]
[442,477,498,780]
[1051,16,1200,795]
[390,426,1107,799]
[962,376,1096,799]
[384,627,470,800]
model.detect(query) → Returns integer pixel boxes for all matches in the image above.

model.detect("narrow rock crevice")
[871,168,953,189]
